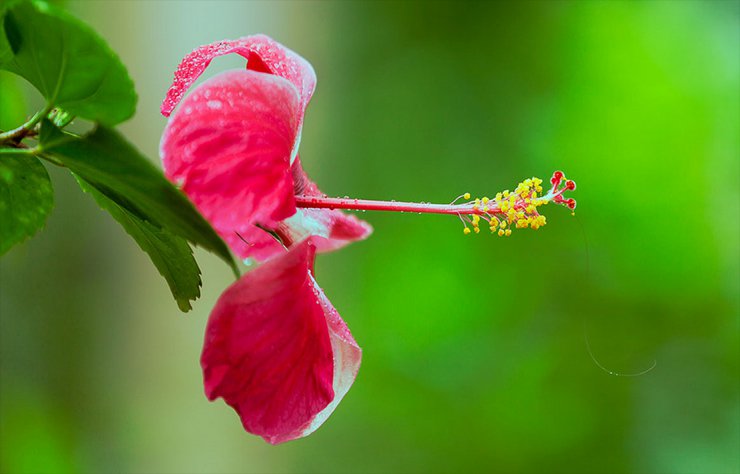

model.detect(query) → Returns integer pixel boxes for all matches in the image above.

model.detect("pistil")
[294,171,577,236]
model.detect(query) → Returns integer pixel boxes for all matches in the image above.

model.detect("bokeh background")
[1,1,738,473]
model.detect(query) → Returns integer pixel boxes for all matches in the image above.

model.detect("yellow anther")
[463,192,471,200]
[463,227,471,235]
[464,173,572,240]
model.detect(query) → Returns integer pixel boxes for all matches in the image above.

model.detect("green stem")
[0,104,54,144]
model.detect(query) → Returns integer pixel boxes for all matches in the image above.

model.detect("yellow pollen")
[458,173,570,239]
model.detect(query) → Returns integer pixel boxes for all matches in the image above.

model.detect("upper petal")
[161,34,316,125]
[201,240,361,444]
[160,69,300,259]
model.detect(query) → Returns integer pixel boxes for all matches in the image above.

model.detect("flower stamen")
[293,171,577,237]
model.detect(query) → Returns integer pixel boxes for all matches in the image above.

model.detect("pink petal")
[160,70,301,260]
[201,240,362,444]
[161,34,316,128]
[278,158,373,253]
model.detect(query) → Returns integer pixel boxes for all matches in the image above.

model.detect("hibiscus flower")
[160,34,577,445]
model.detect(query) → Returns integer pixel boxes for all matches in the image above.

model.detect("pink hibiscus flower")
[161,34,577,445]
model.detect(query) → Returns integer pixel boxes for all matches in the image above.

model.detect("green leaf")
[0,151,53,255]
[0,71,26,131]
[0,1,136,125]
[75,175,201,312]
[39,120,239,275]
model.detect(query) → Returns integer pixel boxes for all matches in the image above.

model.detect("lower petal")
[201,240,361,444]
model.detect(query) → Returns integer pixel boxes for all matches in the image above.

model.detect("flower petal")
[161,34,316,126]
[279,158,373,253]
[160,70,300,259]
[201,239,361,444]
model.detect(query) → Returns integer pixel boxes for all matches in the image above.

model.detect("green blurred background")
[1,1,738,473]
